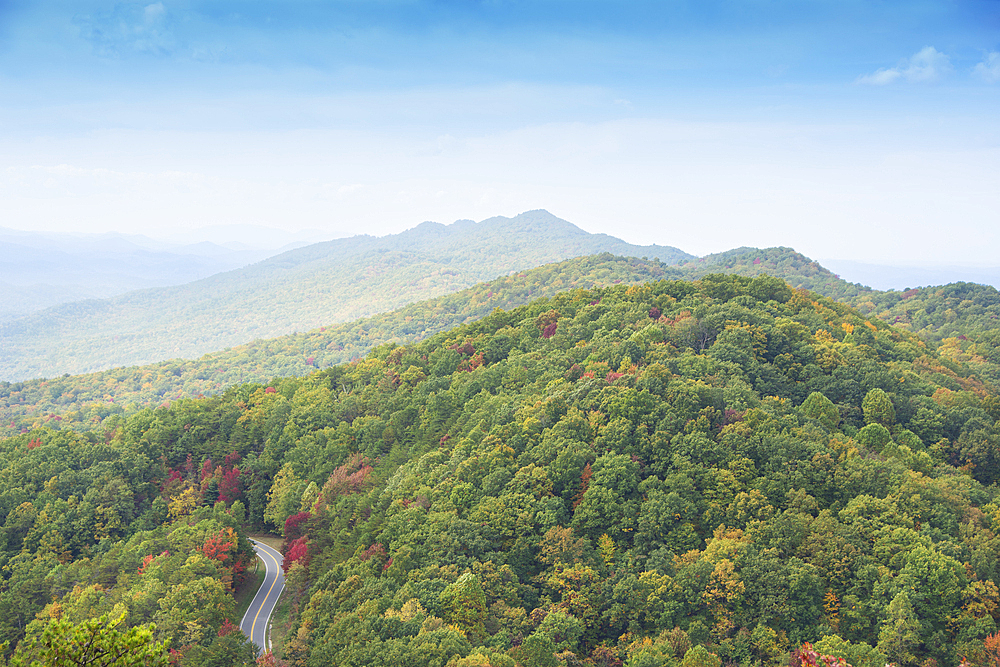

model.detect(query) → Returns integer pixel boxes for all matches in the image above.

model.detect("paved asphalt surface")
[240,539,286,654]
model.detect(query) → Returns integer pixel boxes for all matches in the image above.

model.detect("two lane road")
[240,539,286,654]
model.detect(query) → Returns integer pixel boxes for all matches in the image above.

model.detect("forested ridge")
[0,211,693,381]
[0,248,877,437]
[3,273,1000,666]
[0,254,678,437]
[4,247,999,441]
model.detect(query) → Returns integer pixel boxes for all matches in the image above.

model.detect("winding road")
[241,539,286,654]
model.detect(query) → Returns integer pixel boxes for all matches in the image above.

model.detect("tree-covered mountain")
[677,247,873,302]
[844,281,1000,390]
[0,249,878,437]
[0,211,692,381]
[11,249,1000,440]
[3,274,999,667]
[849,282,1000,343]
[0,254,681,436]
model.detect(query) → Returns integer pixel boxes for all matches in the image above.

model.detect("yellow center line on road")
[250,544,281,649]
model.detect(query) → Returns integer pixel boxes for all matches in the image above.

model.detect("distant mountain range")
[3,209,998,388]
[0,226,318,320]
[0,211,692,380]
[2,245,1000,436]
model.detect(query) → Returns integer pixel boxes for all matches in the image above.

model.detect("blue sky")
[1,1,998,263]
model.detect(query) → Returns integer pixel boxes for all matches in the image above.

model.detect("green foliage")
[440,573,488,638]
[180,630,258,667]
[862,388,896,426]
[877,592,922,667]
[849,281,1000,343]
[2,272,1000,667]
[8,612,168,666]
[681,645,722,667]
[812,634,886,667]
[855,423,892,451]
[800,392,840,431]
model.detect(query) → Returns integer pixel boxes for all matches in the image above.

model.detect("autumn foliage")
[313,453,374,514]
[794,643,850,667]
[283,537,308,574]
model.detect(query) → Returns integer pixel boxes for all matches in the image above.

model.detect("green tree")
[571,452,639,541]
[10,612,168,667]
[439,573,488,639]
[862,388,895,427]
[896,546,965,633]
[813,635,887,667]
[513,633,558,667]
[877,592,922,667]
[855,423,892,452]
[680,645,722,667]
[181,630,257,667]
[800,392,840,431]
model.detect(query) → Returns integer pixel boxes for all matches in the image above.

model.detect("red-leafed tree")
[283,537,308,574]
[256,651,287,667]
[200,457,215,483]
[202,529,235,564]
[218,467,242,503]
[201,527,253,589]
[217,619,238,637]
[795,643,849,667]
[572,463,592,510]
[984,632,1000,667]
[359,543,386,561]
[282,512,311,555]
[314,453,374,513]
[449,340,475,356]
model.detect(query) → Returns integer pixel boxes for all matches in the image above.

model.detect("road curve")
[240,539,286,654]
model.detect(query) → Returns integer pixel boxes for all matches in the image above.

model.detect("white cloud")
[857,68,901,85]
[974,52,1000,83]
[858,46,952,85]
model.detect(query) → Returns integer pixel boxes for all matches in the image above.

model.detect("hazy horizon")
[4,211,1000,294]
[1,1,998,264]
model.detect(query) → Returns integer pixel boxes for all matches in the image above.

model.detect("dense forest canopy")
[0,254,678,438]
[2,273,1000,667]
[0,248,892,438]
[3,250,999,443]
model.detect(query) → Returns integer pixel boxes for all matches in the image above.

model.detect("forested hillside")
[0,211,692,381]
[3,274,1000,666]
[678,247,873,302]
[849,282,1000,344]
[0,248,877,436]
[0,424,260,665]
[0,254,678,437]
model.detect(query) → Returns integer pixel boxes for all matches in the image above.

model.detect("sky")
[1,0,998,264]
